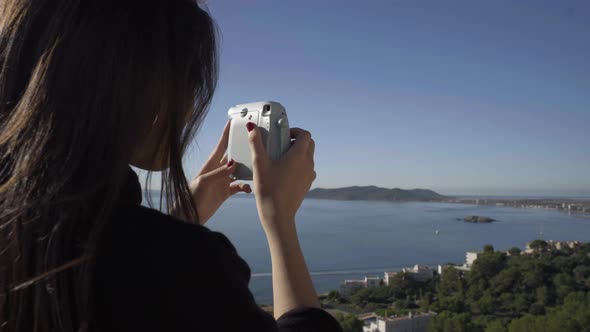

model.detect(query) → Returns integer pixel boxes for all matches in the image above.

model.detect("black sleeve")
[278,307,344,332]
[189,230,343,332]
[170,229,279,331]
[96,207,342,332]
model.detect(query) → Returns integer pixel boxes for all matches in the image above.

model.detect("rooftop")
[381,312,434,322]
[358,312,379,321]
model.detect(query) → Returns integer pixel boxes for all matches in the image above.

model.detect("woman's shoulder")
[109,204,237,249]
[97,204,250,282]
[94,206,264,331]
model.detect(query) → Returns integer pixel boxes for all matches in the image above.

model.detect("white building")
[362,312,434,332]
[366,275,381,288]
[437,252,481,275]
[547,240,581,250]
[568,204,580,211]
[384,272,398,286]
[339,275,382,298]
[401,265,434,282]
[359,312,379,330]
[465,252,480,268]
[523,240,582,254]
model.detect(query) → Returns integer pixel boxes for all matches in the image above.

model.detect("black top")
[94,167,342,332]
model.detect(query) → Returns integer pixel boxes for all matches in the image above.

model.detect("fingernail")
[227,159,234,167]
[246,122,255,132]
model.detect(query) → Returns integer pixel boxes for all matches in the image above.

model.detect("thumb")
[246,122,268,165]
[230,183,252,195]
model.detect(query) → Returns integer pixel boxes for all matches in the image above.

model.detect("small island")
[463,215,496,223]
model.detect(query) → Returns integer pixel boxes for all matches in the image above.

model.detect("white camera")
[227,101,291,180]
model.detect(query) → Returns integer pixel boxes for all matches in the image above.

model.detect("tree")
[484,244,495,253]
[485,320,506,332]
[491,267,520,294]
[394,297,413,310]
[388,272,419,299]
[510,293,530,315]
[474,291,496,315]
[553,273,575,303]
[366,285,394,304]
[498,292,514,313]
[363,302,383,312]
[573,265,590,282]
[349,286,394,308]
[529,302,545,315]
[551,255,571,272]
[508,247,521,256]
[349,288,371,307]
[428,311,475,332]
[470,251,506,282]
[521,270,544,290]
[508,314,542,332]
[335,313,363,332]
[535,286,551,306]
[326,290,342,303]
[376,307,397,317]
[542,291,590,331]
[437,267,464,296]
[431,294,466,314]
[529,240,548,252]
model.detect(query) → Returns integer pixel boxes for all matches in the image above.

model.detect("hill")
[307,186,446,202]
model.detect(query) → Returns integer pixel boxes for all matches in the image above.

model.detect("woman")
[0,0,342,331]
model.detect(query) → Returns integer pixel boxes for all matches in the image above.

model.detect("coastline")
[305,196,590,219]
[442,197,590,219]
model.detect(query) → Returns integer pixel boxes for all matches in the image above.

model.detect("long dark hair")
[0,0,217,330]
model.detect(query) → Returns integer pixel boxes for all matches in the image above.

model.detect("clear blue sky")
[167,0,590,197]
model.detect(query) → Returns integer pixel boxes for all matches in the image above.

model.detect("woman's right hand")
[247,123,323,318]
[246,122,316,235]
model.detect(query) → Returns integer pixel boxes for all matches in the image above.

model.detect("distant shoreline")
[442,196,590,217]
[302,186,590,217]
[304,196,590,218]
[145,189,590,217]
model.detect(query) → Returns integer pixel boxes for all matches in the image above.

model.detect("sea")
[147,194,590,305]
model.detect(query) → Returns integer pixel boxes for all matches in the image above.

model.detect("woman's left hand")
[188,121,251,224]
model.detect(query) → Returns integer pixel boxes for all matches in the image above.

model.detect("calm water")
[150,195,590,304]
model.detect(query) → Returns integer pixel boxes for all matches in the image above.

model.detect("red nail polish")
[227,159,234,167]
[246,122,255,132]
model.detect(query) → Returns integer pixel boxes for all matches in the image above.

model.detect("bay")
[148,194,590,304]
